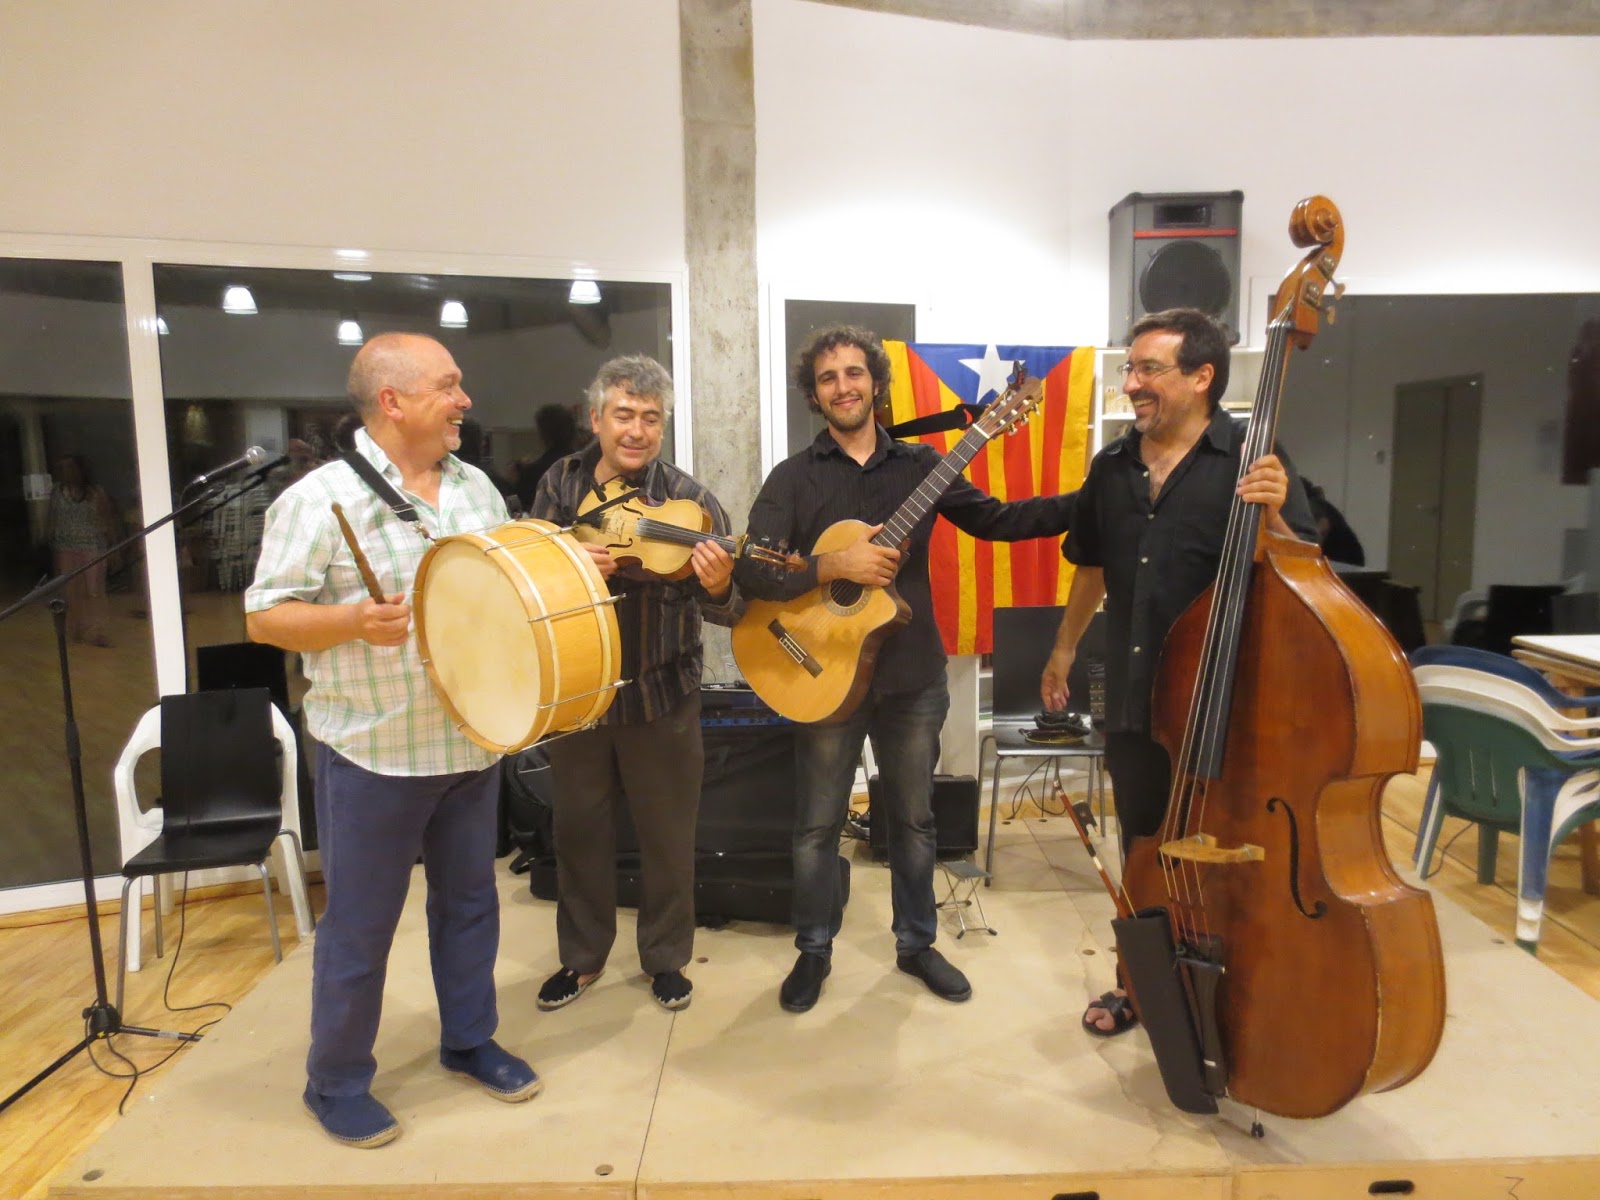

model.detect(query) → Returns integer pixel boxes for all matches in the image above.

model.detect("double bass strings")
[1141,314,1295,947]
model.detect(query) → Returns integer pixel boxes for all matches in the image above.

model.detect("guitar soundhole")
[826,579,869,615]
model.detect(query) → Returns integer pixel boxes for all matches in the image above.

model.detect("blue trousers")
[792,676,949,958]
[307,744,503,1096]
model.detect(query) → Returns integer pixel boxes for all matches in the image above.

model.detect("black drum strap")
[341,450,433,541]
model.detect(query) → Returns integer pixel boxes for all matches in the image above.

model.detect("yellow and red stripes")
[884,343,1094,655]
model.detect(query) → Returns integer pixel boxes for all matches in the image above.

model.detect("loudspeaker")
[1109,191,1243,345]
[866,774,979,861]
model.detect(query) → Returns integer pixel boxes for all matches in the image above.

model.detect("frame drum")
[414,520,620,753]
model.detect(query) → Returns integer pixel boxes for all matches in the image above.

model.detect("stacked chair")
[1409,645,1600,953]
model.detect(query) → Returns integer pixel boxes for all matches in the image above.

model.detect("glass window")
[150,262,674,722]
[0,257,152,891]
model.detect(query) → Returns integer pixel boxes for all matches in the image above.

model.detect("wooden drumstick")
[331,503,386,603]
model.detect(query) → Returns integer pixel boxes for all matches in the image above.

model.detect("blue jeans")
[792,675,949,958]
[307,745,503,1096]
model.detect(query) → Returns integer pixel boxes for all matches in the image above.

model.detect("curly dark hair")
[793,324,892,413]
[1130,307,1231,412]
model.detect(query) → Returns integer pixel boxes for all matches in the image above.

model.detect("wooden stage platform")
[51,811,1600,1199]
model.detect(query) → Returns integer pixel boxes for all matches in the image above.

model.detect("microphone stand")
[0,461,279,1115]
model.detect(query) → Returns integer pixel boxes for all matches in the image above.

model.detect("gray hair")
[585,354,675,419]
[347,332,437,417]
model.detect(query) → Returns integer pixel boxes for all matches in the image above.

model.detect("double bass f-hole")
[1265,797,1328,920]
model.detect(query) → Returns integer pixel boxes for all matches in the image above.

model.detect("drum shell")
[414,519,620,753]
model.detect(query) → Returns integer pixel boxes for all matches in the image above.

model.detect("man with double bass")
[529,354,739,1013]
[1040,308,1318,1039]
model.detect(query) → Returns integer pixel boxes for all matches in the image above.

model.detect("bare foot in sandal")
[1082,988,1138,1038]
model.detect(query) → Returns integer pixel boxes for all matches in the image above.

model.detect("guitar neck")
[873,423,991,546]
[632,516,739,556]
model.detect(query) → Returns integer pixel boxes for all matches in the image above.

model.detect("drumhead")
[418,535,543,751]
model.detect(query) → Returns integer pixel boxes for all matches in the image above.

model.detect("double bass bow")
[1112,196,1445,1120]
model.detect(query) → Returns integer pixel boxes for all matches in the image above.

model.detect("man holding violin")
[529,354,739,1013]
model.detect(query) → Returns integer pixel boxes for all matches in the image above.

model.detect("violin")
[572,477,803,581]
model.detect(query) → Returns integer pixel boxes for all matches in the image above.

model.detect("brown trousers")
[544,691,702,976]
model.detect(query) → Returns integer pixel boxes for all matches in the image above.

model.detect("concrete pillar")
[679,0,760,525]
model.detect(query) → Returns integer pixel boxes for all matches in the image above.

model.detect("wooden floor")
[2,766,1598,1199]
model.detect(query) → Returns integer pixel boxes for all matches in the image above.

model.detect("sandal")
[1082,989,1138,1038]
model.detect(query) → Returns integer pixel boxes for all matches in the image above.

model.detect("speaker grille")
[1139,240,1234,318]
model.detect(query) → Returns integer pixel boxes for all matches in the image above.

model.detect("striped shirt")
[245,428,510,776]
[531,442,741,725]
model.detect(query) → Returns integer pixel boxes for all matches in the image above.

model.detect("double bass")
[1115,196,1445,1120]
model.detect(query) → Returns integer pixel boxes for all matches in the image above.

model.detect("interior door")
[1388,376,1482,622]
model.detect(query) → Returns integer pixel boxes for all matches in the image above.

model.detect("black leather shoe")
[779,951,831,1013]
[897,947,972,1002]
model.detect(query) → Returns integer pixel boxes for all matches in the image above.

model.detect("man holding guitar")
[529,355,740,1013]
[736,325,1075,1013]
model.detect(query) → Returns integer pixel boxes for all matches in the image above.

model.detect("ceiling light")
[222,284,257,315]
[155,316,170,336]
[439,300,468,329]
[334,248,370,261]
[332,272,372,282]
[337,318,363,346]
[568,279,601,305]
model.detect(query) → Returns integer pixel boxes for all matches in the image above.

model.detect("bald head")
[347,333,442,420]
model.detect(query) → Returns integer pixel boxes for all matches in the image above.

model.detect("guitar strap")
[340,450,434,542]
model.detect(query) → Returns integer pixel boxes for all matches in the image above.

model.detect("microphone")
[190,445,274,489]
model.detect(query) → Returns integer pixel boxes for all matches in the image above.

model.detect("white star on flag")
[958,344,1015,404]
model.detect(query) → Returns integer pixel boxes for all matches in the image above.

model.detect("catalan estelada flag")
[883,342,1094,655]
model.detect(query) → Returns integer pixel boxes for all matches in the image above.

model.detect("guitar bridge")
[767,619,823,678]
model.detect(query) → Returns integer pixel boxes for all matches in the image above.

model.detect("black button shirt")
[1064,408,1319,735]
[738,425,1076,695]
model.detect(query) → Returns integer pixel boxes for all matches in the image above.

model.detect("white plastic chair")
[114,696,314,972]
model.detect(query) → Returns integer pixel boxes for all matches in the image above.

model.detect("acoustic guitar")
[732,372,1045,724]
[572,478,803,580]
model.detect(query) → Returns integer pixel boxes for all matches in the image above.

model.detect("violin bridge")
[1159,833,1265,865]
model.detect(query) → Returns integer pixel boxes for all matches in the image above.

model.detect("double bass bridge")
[1158,832,1265,866]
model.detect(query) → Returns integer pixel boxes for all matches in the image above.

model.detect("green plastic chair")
[1416,684,1600,953]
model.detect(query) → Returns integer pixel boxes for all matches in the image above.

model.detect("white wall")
[0,0,686,270]
[755,2,1600,342]
[754,0,1600,589]
[1282,293,1600,587]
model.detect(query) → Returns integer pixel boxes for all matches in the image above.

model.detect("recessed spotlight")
[332,272,373,282]
[222,285,257,315]
[337,318,363,346]
[439,300,468,329]
[568,279,601,305]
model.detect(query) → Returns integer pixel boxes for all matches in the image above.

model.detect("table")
[1510,634,1600,893]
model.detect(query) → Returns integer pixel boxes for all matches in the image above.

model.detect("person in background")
[515,403,582,514]
[45,453,116,646]
[1302,477,1366,566]
[247,332,539,1149]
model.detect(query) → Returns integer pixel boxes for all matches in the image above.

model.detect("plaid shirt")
[245,428,510,775]
[531,442,741,725]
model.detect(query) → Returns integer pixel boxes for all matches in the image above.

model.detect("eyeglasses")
[1116,359,1182,381]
